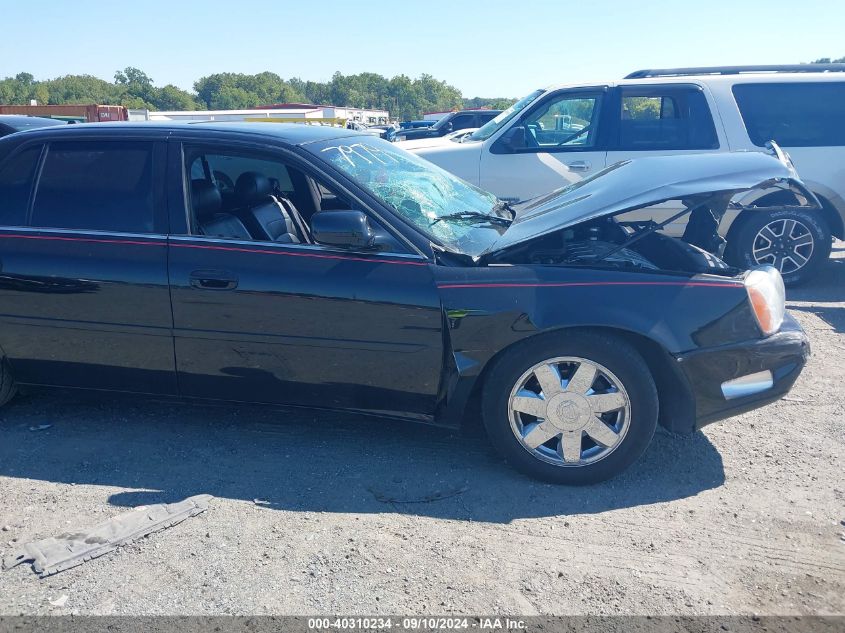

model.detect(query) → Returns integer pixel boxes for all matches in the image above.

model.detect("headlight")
[745,266,785,336]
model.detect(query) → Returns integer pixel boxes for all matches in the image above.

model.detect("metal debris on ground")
[2,495,212,577]
[48,595,68,607]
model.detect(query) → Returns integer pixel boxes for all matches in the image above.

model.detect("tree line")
[3,57,841,121]
[0,68,515,120]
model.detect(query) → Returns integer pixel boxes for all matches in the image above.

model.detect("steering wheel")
[556,124,592,147]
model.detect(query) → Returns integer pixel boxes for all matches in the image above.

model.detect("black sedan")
[394,110,501,141]
[0,115,66,138]
[0,123,809,483]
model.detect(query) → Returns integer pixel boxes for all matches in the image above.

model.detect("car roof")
[0,115,67,127]
[0,121,368,145]
[541,70,845,92]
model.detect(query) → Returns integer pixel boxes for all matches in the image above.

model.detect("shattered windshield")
[308,136,509,257]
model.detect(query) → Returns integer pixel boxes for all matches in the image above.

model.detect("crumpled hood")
[482,150,807,256]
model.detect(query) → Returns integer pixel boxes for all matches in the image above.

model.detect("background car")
[344,120,384,137]
[394,109,501,141]
[396,127,479,150]
[0,123,808,484]
[399,120,435,130]
[410,64,845,285]
[0,115,67,138]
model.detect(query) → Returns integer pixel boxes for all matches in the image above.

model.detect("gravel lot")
[1,246,843,617]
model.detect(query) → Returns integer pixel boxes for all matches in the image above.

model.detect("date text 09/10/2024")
[307,617,526,630]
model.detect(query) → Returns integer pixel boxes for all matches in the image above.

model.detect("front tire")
[726,207,831,286]
[481,331,658,485]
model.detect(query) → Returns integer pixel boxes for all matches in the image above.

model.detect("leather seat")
[234,172,303,243]
[191,180,251,240]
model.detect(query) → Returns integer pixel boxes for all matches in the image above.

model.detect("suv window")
[31,142,155,233]
[0,146,41,226]
[523,93,603,149]
[732,82,845,147]
[618,87,718,150]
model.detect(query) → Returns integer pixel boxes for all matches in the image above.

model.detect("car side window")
[520,93,603,150]
[184,148,312,244]
[0,146,41,226]
[183,146,407,254]
[31,142,156,233]
[449,114,476,131]
[617,87,719,151]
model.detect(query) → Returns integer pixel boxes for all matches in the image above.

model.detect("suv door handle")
[566,160,591,171]
[189,270,238,290]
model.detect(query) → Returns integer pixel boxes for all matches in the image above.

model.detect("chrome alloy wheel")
[752,218,815,274]
[508,357,631,467]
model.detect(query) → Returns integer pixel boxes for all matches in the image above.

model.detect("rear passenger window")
[31,142,155,233]
[618,88,718,150]
[0,146,41,226]
[733,82,845,147]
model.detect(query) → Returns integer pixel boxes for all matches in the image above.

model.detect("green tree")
[1,67,519,121]
[154,84,203,111]
[463,97,516,110]
[194,72,304,109]
[44,74,120,104]
[114,66,157,108]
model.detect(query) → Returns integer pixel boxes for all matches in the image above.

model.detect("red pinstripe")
[436,281,742,289]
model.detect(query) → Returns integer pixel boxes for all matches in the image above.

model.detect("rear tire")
[726,207,831,286]
[481,331,658,485]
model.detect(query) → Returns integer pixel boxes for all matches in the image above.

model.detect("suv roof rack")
[624,64,845,79]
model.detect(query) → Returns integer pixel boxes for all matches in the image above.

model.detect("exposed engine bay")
[486,204,736,276]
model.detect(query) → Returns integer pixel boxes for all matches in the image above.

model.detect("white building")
[129,103,390,125]
[260,103,390,125]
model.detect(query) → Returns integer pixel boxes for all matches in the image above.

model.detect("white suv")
[409,65,845,285]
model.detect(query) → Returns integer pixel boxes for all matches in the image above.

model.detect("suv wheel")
[727,207,831,286]
[481,331,658,485]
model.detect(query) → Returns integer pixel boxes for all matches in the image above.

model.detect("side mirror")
[492,125,528,154]
[311,210,376,249]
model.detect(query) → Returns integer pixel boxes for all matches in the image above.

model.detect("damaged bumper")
[675,312,810,430]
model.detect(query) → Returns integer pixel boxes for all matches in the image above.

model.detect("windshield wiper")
[430,211,512,227]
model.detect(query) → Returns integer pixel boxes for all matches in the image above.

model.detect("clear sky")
[1,0,842,98]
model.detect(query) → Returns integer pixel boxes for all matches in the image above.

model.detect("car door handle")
[566,160,591,171]
[189,270,238,290]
